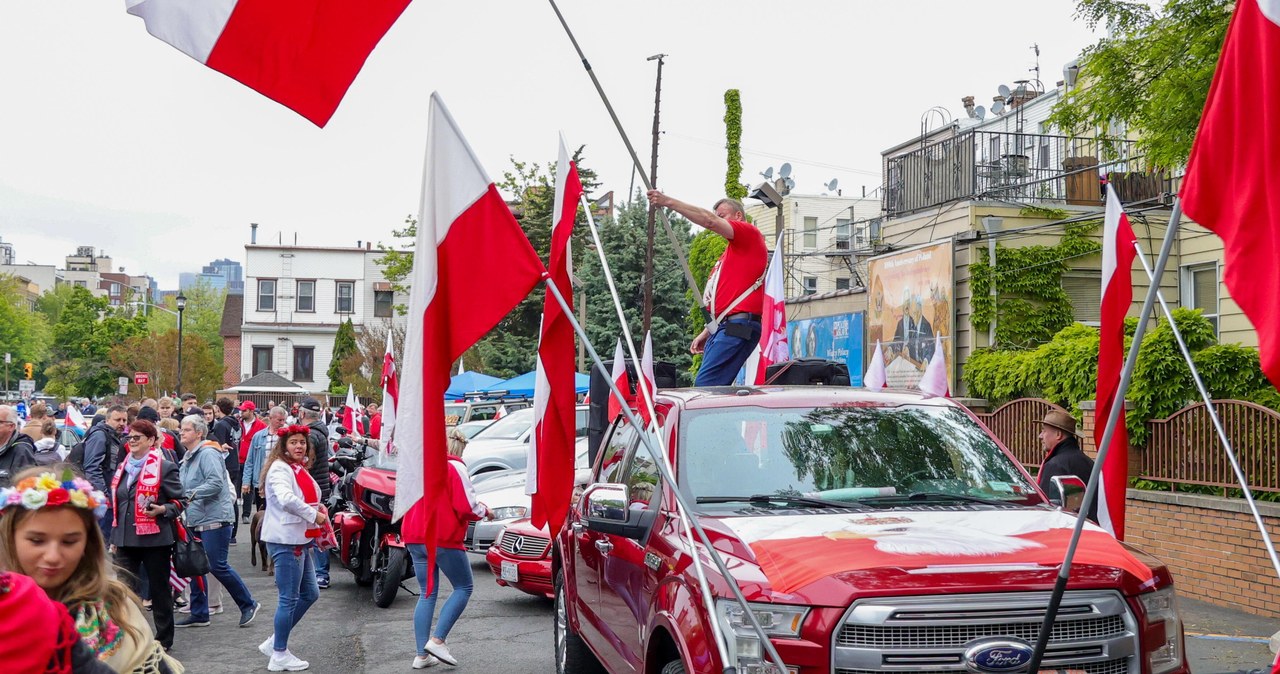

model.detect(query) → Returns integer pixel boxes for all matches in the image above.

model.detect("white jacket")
[261,459,320,545]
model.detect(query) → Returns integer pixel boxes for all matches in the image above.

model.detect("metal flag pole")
[571,192,788,672]
[545,0,706,310]
[1133,243,1280,581]
[1025,199,1184,673]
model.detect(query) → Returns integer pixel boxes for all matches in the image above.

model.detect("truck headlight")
[1139,586,1183,674]
[490,506,528,521]
[714,599,805,674]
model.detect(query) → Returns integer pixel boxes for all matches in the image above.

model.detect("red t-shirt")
[706,219,767,317]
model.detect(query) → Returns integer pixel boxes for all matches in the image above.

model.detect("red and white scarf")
[289,463,324,539]
[111,449,163,536]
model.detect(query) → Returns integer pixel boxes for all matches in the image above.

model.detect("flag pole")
[1025,199,1183,673]
[542,271,787,674]
[545,0,706,310]
[1132,243,1280,582]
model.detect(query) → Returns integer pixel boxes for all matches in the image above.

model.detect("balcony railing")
[884,130,1168,216]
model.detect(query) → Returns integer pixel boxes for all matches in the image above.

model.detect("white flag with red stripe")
[340,384,362,439]
[745,234,790,384]
[392,93,546,558]
[125,0,411,127]
[918,335,948,397]
[640,331,656,413]
[527,136,583,535]
[379,330,399,455]
[864,340,887,389]
[1097,184,1137,540]
[608,339,629,422]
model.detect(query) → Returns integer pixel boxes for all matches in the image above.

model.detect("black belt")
[723,312,761,322]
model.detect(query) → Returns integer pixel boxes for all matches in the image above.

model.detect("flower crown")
[277,424,312,439]
[0,469,108,518]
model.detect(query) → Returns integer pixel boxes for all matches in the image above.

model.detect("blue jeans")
[408,545,473,652]
[695,318,761,386]
[189,524,255,620]
[312,545,330,582]
[267,543,319,652]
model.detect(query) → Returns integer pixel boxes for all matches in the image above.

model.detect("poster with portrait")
[787,312,865,386]
[867,241,953,390]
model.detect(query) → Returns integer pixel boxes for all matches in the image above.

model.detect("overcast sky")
[0,1,1101,290]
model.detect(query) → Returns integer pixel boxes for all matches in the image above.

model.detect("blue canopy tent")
[483,371,590,398]
[445,372,502,400]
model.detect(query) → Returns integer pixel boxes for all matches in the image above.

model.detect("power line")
[665,132,882,178]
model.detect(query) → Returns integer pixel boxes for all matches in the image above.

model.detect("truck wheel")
[554,570,604,674]
[372,545,406,608]
[660,661,686,674]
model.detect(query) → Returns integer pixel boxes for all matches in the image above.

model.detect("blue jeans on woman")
[190,523,255,620]
[408,545,473,654]
[267,542,319,652]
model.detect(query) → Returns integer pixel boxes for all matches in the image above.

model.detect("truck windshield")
[679,404,1040,510]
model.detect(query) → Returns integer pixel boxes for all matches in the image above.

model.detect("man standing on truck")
[647,190,767,386]
[1036,410,1097,522]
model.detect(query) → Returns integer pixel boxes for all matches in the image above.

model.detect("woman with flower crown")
[0,464,184,673]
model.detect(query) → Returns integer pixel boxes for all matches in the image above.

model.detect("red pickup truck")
[553,387,1186,674]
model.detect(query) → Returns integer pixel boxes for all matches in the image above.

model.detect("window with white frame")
[252,346,273,376]
[336,281,354,313]
[803,276,818,295]
[1182,262,1219,334]
[803,217,818,249]
[257,279,276,312]
[296,280,315,312]
[834,219,851,250]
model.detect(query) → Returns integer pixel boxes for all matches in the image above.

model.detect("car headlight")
[714,599,805,674]
[1139,586,1183,674]
[490,506,528,521]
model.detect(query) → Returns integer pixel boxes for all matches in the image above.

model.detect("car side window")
[597,419,636,484]
[622,433,663,510]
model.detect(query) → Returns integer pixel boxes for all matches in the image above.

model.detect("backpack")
[65,427,97,470]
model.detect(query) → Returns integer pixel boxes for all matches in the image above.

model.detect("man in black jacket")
[0,405,36,488]
[298,396,334,587]
[1036,410,1098,523]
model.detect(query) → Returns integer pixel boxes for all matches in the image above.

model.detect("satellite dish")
[783,177,795,191]
[778,163,792,179]
[991,100,1005,115]
[998,84,1011,98]
[825,178,839,192]
[761,167,774,180]
[974,105,986,120]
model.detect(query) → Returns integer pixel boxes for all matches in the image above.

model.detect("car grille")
[463,522,497,551]
[499,532,551,559]
[833,591,1138,674]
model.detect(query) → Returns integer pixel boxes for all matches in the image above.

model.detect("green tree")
[724,89,747,200]
[147,280,226,363]
[46,287,147,396]
[328,319,358,393]
[683,231,729,373]
[1048,0,1233,168]
[35,283,78,327]
[109,331,222,401]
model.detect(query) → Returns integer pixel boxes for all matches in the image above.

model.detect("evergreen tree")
[328,319,357,393]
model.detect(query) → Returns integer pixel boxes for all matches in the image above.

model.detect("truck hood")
[700,509,1162,605]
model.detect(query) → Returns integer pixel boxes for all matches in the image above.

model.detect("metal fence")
[1141,400,1280,493]
[973,397,1066,472]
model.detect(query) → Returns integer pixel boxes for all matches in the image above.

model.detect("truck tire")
[554,570,604,674]
[660,660,686,674]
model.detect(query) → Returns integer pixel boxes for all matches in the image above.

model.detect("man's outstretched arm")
[647,190,735,240]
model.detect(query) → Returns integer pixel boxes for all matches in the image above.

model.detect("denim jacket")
[178,441,235,526]
[243,427,275,490]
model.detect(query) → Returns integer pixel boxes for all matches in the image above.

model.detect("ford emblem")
[963,639,1035,673]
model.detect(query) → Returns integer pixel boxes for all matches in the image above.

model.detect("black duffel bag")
[172,521,210,577]
[765,358,851,386]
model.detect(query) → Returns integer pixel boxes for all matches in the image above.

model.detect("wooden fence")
[1141,400,1280,492]
[972,398,1066,471]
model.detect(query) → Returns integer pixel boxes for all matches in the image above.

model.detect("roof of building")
[219,294,244,337]
[232,371,306,391]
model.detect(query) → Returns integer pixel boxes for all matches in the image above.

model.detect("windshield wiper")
[856,492,1017,507]
[696,494,867,509]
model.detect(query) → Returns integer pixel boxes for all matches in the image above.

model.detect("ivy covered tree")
[328,318,358,393]
[723,89,747,200]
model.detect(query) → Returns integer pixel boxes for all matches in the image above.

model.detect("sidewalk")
[1183,596,1276,672]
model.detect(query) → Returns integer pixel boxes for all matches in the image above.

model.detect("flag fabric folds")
[527,136,583,535]
[125,0,412,127]
[918,335,948,397]
[342,384,362,439]
[864,340,887,390]
[1181,0,1280,391]
[1097,185,1137,540]
[745,234,790,384]
[608,339,629,422]
[380,330,399,456]
[638,332,657,426]
[392,93,546,593]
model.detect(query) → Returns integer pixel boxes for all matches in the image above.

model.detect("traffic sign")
[18,380,34,394]
[134,372,150,385]
[118,376,129,395]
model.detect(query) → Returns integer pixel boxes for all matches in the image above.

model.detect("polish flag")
[864,340,888,389]
[637,331,657,426]
[392,90,547,586]
[527,136,583,535]
[66,405,89,431]
[379,331,399,456]
[125,0,411,127]
[607,339,629,422]
[342,384,362,439]
[917,335,948,397]
[1096,185,1137,540]
[1181,0,1280,391]
[745,234,790,384]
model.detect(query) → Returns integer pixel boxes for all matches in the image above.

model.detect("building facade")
[180,258,244,295]
[744,192,882,300]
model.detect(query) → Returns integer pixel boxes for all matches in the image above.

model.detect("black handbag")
[172,521,210,577]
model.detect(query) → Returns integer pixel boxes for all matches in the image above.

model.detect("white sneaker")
[259,636,274,657]
[412,655,440,669]
[424,642,457,666]
[268,649,310,672]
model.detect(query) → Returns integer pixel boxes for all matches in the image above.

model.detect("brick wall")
[223,336,241,389]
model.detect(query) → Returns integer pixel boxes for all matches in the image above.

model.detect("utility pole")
[642,53,666,335]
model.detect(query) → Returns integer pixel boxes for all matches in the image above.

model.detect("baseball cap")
[238,400,257,412]
[299,397,322,412]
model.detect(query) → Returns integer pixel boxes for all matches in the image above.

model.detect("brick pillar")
[1077,399,1138,476]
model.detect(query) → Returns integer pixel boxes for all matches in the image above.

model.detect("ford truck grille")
[833,591,1138,674]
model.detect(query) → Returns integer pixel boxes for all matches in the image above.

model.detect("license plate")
[501,561,519,582]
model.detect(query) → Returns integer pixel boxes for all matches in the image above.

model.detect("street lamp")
[175,293,187,396]
[750,181,787,294]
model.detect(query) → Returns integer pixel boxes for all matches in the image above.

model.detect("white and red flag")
[864,340,887,389]
[607,339,629,422]
[1181,0,1280,391]
[125,0,411,127]
[392,94,546,574]
[379,330,399,455]
[917,334,948,397]
[744,233,790,384]
[342,384,362,439]
[1096,184,1137,540]
[66,404,89,431]
[527,136,583,535]
[637,331,657,426]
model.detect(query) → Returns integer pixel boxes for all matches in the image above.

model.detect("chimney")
[367,242,372,251]
[250,222,259,245]
[356,240,362,249]
[961,96,976,118]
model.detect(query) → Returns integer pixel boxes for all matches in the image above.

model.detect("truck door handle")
[571,522,584,533]
[594,539,614,555]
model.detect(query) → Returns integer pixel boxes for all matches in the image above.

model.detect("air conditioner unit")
[835,239,850,251]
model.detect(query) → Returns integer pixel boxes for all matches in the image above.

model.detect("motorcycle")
[329,437,414,608]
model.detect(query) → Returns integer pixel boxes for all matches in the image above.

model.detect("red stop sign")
[134,372,150,385]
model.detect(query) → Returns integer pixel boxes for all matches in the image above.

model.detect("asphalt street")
[156,528,1274,673]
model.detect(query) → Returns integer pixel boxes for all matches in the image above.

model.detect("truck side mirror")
[1049,475,1086,513]
[583,484,629,525]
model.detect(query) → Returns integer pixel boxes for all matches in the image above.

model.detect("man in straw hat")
[1036,410,1097,522]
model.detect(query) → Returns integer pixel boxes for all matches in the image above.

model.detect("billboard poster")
[787,312,865,387]
[867,240,954,390]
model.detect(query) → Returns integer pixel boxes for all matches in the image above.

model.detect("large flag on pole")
[1097,184,1137,540]
[607,339,629,422]
[1181,0,1280,391]
[342,384,362,438]
[745,233,790,384]
[393,93,546,576]
[527,136,583,535]
[125,0,412,127]
[379,330,399,455]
